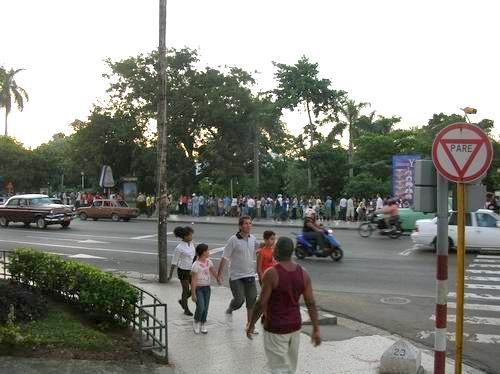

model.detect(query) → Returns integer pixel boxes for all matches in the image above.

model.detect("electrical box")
[414,186,437,213]
[413,160,437,212]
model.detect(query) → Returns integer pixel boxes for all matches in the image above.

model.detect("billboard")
[392,155,421,207]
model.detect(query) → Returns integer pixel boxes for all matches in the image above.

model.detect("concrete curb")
[134,216,359,230]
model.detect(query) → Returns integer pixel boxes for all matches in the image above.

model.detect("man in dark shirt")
[246,236,321,373]
[302,208,327,253]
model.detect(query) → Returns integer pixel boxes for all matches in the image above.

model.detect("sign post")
[432,122,493,374]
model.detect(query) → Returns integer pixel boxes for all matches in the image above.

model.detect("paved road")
[0,219,499,373]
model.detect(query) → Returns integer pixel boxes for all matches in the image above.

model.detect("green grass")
[20,304,129,352]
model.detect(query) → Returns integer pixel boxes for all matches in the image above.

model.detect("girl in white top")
[168,226,195,316]
[191,243,219,334]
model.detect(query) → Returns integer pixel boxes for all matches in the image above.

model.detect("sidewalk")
[0,274,485,373]
[136,213,360,230]
[129,274,483,374]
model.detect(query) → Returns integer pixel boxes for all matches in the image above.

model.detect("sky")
[1,0,499,149]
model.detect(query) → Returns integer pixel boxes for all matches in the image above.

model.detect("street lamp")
[461,106,477,123]
[81,171,85,190]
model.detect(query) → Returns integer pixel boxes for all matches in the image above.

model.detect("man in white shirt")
[339,197,347,221]
[247,197,256,219]
[217,215,259,333]
[376,194,384,210]
[346,197,355,221]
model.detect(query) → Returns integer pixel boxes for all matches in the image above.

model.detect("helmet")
[305,208,316,218]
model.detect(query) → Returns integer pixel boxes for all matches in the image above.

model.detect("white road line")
[478,255,500,259]
[470,264,500,268]
[465,276,500,282]
[448,292,500,301]
[416,330,500,344]
[130,234,158,240]
[466,284,500,290]
[474,259,500,263]
[399,248,416,256]
[69,254,107,260]
[448,302,500,312]
[0,239,156,256]
[430,314,500,326]
[467,269,500,275]
[209,247,225,255]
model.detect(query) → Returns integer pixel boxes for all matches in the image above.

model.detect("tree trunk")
[348,122,354,179]
[4,110,7,137]
[253,122,259,192]
[306,101,314,189]
[157,0,168,283]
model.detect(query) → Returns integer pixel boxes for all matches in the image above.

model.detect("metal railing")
[0,250,168,363]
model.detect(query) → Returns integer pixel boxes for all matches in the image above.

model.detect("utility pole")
[157,0,168,283]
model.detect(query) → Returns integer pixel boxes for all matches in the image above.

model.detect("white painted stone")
[380,339,422,374]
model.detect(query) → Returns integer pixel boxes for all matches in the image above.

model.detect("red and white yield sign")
[432,123,493,183]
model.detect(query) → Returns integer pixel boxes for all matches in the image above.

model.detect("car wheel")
[111,213,120,222]
[24,222,31,227]
[61,221,70,228]
[123,218,130,222]
[79,212,88,221]
[92,218,98,221]
[433,237,456,252]
[36,217,47,229]
[0,216,9,227]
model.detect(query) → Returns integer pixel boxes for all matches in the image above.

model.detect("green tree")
[0,67,29,137]
[331,99,371,179]
[273,56,345,188]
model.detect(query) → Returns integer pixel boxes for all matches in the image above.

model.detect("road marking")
[430,314,500,326]
[474,259,500,263]
[448,302,500,312]
[470,264,500,268]
[467,269,500,275]
[399,247,416,256]
[68,254,107,259]
[209,247,225,255]
[465,276,500,282]
[448,292,500,301]
[478,255,500,259]
[26,236,109,244]
[130,233,173,240]
[0,239,156,256]
[77,239,109,244]
[416,330,500,344]
[466,284,500,290]
[47,252,70,256]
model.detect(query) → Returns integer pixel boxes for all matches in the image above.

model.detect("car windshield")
[30,197,53,206]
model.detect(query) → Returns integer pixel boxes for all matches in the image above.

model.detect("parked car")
[411,209,500,250]
[77,199,138,222]
[49,198,75,211]
[0,194,76,229]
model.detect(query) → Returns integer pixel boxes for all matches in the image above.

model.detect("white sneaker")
[193,321,201,334]
[200,323,208,334]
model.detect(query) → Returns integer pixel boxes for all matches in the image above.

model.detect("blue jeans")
[194,286,211,323]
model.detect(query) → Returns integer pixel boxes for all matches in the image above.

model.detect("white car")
[411,209,500,250]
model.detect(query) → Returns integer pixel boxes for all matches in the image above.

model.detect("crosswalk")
[420,253,500,345]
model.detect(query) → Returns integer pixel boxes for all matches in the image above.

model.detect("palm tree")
[331,99,371,179]
[0,67,29,136]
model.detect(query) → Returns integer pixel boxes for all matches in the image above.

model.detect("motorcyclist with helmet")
[302,207,327,254]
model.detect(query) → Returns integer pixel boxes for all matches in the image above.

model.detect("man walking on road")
[217,215,259,332]
[246,236,321,374]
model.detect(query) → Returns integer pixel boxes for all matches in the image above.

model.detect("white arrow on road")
[68,254,107,260]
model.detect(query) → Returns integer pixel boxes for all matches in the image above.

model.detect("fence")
[0,250,167,363]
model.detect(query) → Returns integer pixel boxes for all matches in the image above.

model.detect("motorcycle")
[294,228,344,261]
[358,213,402,239]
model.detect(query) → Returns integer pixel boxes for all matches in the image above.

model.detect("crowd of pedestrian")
[168,216,321,373]
[172,193,411,223]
